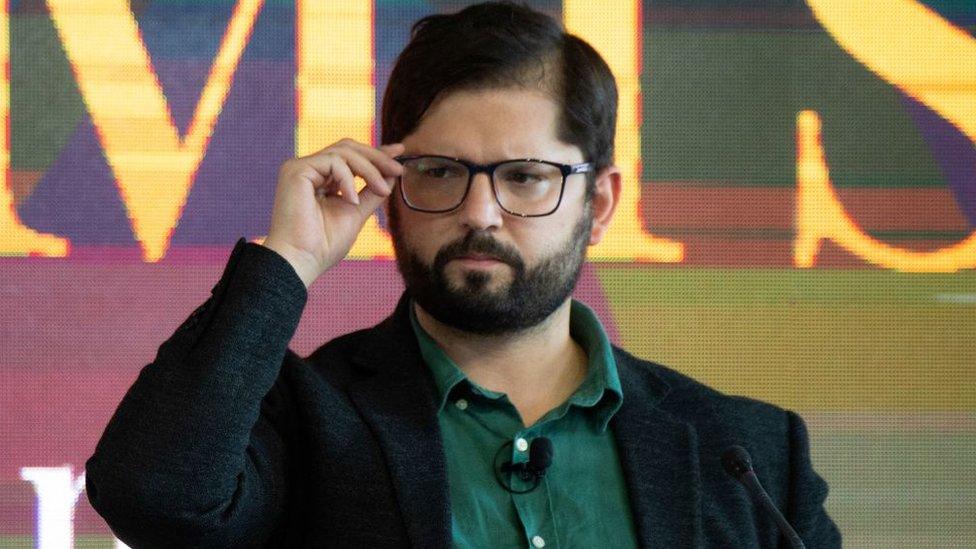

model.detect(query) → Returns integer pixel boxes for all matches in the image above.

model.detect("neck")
[414,299,588,426]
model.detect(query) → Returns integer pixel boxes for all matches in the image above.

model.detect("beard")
[388,204,593,335]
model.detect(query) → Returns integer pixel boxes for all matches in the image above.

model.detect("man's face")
[388,87,595,334]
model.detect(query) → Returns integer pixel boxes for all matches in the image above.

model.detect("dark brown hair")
[381,1,618,182]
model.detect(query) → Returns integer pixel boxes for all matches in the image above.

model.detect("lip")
[460,253,497,261]
[451,255,504,267]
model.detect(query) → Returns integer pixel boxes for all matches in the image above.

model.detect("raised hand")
[262,139,405,288]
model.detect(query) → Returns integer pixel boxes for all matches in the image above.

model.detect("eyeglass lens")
[399,157,564,216]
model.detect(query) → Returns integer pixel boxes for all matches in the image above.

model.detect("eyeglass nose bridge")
[459,163,504,211]
[464,161,502,184]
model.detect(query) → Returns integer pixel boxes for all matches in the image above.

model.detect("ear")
[588,165,622,246]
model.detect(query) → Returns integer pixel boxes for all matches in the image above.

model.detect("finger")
[298,152,359,203]
[326,158,360,205]
[341,141,404,177]
[343,151,393,197]
[377,142,406,158]
[338,169,360,205]
[306,146,392,197]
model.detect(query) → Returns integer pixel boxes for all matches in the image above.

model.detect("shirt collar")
[409,302,468,412]
[408,299,624,432]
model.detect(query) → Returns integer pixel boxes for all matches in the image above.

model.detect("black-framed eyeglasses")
[394,155,594,217]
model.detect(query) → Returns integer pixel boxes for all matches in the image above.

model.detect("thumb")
[355,185,389,221]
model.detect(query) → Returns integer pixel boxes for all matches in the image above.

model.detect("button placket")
[510,471,557,549]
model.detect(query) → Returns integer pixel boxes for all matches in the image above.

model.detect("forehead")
[401,87,582,163]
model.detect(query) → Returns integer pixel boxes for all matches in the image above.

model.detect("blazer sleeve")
[785,411,843,548]
[84,237,308,548]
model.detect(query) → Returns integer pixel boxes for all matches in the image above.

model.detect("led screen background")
[1,0,974,546]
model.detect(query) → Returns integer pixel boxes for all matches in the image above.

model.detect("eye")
[411,159,466,179]
[423,166,461,178]
[496,161,561,187]
[506,171,543,185]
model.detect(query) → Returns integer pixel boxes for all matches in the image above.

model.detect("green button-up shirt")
[409,299,640,549]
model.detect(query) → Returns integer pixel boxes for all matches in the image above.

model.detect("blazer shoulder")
[306,326,372,360]
[297,326,365,369]
[612,345,791,448]
[297,319,404,388]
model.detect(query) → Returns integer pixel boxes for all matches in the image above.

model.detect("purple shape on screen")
[170,60,294,245]
[19,1,294,248]
[151,59,217,138]
[901,93,976,226]
[17,117,138,245]
[17,58,293,246]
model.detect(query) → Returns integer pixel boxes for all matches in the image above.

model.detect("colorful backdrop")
[1,0,974,547]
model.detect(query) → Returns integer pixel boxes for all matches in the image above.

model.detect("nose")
[457,173,503,231]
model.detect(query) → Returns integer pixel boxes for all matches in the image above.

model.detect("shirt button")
[454,398,468,410]
[531,535,546,548]
[515,437,529,452]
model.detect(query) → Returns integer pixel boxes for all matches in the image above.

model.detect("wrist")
[260,239,320,289]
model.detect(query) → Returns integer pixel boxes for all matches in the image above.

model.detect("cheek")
[533,215,589,258]
[507,222,562,261]
[395,210,455,262]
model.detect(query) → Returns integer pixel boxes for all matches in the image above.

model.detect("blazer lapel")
[611,351,703,548]
[346,296,451,548]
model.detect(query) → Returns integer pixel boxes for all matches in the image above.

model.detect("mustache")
[433,231,524,271]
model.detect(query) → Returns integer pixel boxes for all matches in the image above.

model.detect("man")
[86,2,841,547]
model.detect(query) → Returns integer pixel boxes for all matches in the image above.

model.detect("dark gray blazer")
[85,238,841,548]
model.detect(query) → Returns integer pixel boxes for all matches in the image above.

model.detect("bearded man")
[86,2,840,547]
